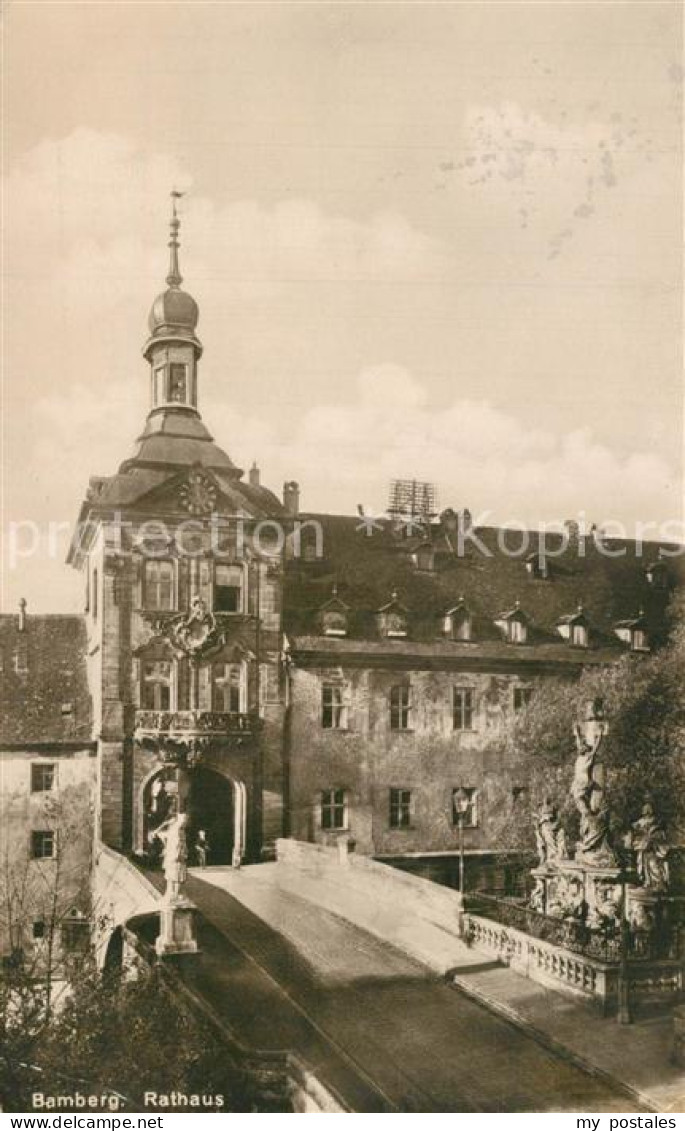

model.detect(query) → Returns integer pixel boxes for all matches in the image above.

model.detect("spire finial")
[167,190,184,288]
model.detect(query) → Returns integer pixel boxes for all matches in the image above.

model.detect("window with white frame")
[508,617,527,644]
[31,764,55,793]
[321,683,348,729]
[571,621,589,647]
[212,662,245,713]
[631,627,649,652]
[389,788,412,829]
[141,660,173,711]
[322,608,348,637]
[451,787,478,828]
[453,687,475,731]
[450,607,472,642]
[214,564,244,613]
[31,831,56,860]
[144,560,175,611]
[61,912,89,952]
[390,684,412,730]
[168,363,188,403]
[321,788,347,831]
[513,686,533,712]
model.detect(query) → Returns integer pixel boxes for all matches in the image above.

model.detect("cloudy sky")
[3,2,682,612]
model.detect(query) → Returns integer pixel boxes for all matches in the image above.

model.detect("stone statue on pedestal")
[154,810,189,903]
[534,798,567,866]
[154,808,199,958]
[572,698,617,867]
[630,801,670,892]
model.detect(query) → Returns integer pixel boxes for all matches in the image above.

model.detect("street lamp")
[617,867,632,1025]
[453,788,470,902]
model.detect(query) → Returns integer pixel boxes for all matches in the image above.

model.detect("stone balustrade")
[463,912,683,1015]
[135,709,259,737]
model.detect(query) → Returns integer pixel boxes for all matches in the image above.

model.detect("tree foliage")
[494,593,685,855]
[1,956,281,1112]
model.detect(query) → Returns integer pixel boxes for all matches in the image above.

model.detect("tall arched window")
[144,560,175,611]
[141,660,173,711]
[214,564,244,613]
[212,662,245,713]
[92,569,98,621]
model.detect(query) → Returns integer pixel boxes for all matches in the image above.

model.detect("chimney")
[283,481,300,517]
[564,520,580,549]
[249,461,261,488]
[18,597,27,632]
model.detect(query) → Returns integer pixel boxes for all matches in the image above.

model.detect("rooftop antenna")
[387,479,438,519]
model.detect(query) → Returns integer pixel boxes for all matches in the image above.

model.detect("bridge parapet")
[92,842,162,967]
[274,838,468,973]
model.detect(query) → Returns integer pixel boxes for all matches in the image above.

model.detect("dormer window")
[571,622,589,648]
[614,614,650,652]
[496,604,528,645]
[631,627,649,651]
[414,543,435,572]
[378,593,408,639]
[319,587,350,637]
[508,619,527,644]
[444,602,472,642]
[557,607,589,648]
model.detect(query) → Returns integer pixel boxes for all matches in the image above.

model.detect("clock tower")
[68,197,288,868]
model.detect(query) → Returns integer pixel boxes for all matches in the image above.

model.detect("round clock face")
[179,472,217,515]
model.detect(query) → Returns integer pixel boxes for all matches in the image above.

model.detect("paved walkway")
[181,866,646,1112]
[192,862,684,1113]
[450,963,685,1115]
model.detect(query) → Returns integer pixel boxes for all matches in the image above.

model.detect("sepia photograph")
[1,0,684,1117]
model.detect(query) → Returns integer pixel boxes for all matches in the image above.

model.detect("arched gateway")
[137,762,249,867]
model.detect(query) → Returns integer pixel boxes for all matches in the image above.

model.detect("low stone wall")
[275,837,460,933]
[463,912,683,1016]
[92,842,162,966]
[287,1056,349,1113]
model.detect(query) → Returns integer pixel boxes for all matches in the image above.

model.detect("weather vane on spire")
[167,189,185,288]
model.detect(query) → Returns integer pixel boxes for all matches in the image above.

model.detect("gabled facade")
[66,203,288,866]
[282,512,681,882]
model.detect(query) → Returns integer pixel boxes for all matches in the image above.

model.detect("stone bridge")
[92,842,162,969]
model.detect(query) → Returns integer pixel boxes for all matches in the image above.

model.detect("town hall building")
[1,204,681,961]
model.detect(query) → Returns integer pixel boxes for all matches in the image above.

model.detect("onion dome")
[145,193,202,353]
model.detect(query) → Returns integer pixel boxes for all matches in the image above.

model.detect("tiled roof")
[284,514,683,658]
[0,615,93,745]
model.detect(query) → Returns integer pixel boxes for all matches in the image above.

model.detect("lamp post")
[453,788,470,913]
[617,867,632,1025]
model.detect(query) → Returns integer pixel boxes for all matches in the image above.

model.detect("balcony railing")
[134,709,260,741]
[466,890,680,963]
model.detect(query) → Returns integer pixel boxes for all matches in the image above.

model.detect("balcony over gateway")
[134,709,260,766]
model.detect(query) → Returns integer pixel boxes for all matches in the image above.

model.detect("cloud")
[6,128,443,287]
[207,365,681,529]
